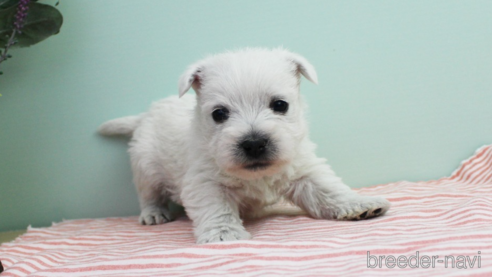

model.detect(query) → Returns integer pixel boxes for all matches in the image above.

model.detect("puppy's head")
[179,48,317,180]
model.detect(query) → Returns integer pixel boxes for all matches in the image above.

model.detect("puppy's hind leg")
[132,163,173,225]
[137,183,173,225]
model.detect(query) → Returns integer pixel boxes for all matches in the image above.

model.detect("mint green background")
[1,1,491,232]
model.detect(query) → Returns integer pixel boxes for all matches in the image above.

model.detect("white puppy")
[99,48,390,244]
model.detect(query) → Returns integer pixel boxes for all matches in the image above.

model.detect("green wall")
[1,0,491,232]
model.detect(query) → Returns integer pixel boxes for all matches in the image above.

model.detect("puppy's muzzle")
[240,138,269,159]
[236,133,276,171]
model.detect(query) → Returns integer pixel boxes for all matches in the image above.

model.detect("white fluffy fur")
[99,48,390,244]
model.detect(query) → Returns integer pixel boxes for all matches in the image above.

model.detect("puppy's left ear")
[284,52,318,85]
[178,63,203,97]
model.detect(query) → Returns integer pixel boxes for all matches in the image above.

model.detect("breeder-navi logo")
[367,251,481,269]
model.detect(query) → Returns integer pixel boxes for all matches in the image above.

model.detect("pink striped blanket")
[1,145,492,276]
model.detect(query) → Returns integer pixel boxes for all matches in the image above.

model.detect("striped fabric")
[1,145,492,276]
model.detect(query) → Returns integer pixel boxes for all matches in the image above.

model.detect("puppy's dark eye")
[212,107,229,123]
[270,100,289,114]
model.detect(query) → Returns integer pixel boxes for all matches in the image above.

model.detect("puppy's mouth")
[243,162,271,171]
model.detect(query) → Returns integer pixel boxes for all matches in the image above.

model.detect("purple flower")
[14,0,31,32]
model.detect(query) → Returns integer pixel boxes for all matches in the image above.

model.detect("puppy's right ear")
[178,64,203,97]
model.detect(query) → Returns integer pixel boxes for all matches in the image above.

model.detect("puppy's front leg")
[181,176,251,244]
[286,161,390,220]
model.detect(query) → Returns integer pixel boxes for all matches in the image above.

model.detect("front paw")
[335,195,390,220]
[197,225,251,244]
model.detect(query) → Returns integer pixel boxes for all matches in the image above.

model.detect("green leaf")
[0,5,16,45]
[0,0,18,10]
[0,2,63,48]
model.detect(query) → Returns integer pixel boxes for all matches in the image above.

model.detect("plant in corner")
[0,0,63,77]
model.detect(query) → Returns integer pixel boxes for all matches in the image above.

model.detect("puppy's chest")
[230,178,289,207]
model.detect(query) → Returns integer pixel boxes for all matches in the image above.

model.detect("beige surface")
[0,230,25,244]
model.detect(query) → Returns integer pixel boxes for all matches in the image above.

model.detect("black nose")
[240,138,268,159]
